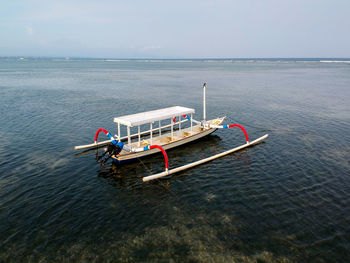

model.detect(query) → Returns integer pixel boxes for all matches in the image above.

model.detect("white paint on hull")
[113,127,218,162]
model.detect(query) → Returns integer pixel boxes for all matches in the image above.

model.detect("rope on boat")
[125,144,169,172]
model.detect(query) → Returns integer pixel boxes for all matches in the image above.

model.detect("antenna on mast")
[203,82,207,122]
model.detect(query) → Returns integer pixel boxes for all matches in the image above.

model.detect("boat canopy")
[114,106,195,127]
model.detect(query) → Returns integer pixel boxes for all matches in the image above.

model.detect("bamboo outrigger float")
[74,83,268,182]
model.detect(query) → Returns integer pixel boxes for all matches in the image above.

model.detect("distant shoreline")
[1,57,350,63]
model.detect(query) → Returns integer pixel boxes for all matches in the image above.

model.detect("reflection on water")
[0,58,350,262]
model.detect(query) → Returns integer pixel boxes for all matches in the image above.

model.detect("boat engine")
[97,141,123,164]
[107,141,123,156]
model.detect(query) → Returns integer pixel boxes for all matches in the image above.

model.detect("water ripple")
[1,59,350,262]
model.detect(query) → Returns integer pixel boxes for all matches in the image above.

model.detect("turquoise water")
[0,58,350,262]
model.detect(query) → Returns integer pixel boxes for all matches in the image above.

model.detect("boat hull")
[111,127,218,163]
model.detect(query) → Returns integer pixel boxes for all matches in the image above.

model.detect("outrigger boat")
[74,83,268,182]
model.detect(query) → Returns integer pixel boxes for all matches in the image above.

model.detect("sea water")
[0,58,350,262]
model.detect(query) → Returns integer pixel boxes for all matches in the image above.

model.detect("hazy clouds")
[1,0,349,58]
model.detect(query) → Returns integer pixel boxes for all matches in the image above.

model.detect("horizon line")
[1,56,350,60]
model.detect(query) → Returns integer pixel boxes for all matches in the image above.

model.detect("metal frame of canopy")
[113,106,195,146]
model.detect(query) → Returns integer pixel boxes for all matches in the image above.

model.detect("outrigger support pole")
[142,134,268,182]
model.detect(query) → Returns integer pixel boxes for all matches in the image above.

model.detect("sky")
[1,0,349,58]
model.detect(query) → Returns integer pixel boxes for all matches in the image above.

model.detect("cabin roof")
[113,106,195,127]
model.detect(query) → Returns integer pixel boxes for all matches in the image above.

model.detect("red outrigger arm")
[148,145,169,172]
[224,124,249,143]
[94,128,116,143]
[203,123,249,143]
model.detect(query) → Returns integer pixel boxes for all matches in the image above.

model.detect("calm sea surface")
[0,58,350,262]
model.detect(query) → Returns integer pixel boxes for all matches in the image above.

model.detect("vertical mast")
[203,82,207,121]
